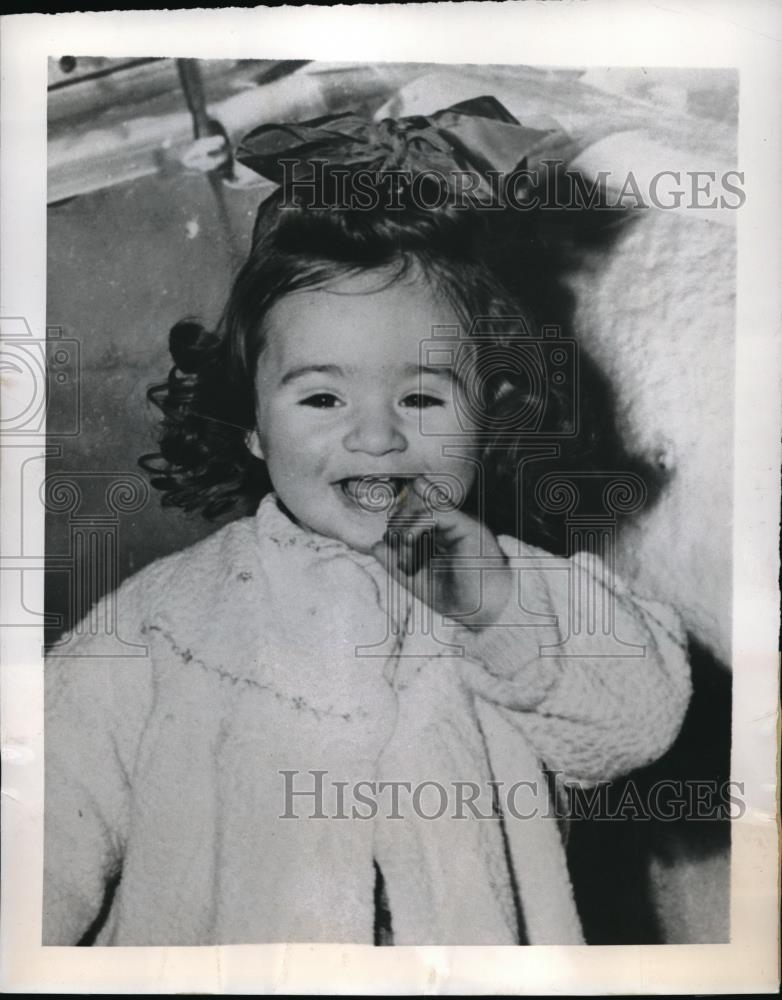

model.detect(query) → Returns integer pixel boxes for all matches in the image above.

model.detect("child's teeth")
[339,476,408,507]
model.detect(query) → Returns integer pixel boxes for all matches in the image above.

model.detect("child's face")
[248,270,480,552]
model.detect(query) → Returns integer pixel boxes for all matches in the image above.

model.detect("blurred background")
[45,56,737,945]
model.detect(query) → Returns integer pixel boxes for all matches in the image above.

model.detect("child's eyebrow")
[403,363,459,382]
[279,363,459,386]
[279,364,344,386]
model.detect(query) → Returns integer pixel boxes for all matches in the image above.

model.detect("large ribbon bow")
[236,96,561,205]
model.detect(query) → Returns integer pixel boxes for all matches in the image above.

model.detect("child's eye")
[400,393,445,409]
[299,393,342,409]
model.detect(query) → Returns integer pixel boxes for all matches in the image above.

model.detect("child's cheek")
[421,398,480,441]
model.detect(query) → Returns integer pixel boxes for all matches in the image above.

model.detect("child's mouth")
[336,476,412,513]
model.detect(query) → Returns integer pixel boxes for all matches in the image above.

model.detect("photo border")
[2,2,780,993]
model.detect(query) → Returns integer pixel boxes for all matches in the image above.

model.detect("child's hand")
[370,476,513,630]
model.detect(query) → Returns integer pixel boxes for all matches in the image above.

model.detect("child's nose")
[342,403,408,456]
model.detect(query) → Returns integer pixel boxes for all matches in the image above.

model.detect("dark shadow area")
[567,635,733,944]
[489,179,733,943]
[482,181,670,554]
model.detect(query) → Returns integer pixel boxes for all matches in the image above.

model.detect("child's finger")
[383,522,434,576]
[370,532,401,580]
[410,474,461,512]
[370,536,422,600]
[406,476,479,548]
[389,479,426,518]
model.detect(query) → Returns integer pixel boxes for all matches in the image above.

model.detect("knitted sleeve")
[43,576,155,945]
[457,544,692,785]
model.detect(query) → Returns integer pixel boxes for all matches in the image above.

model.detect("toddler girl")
[44,98,691,946]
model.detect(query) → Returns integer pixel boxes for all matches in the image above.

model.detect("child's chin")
[329,513,390,554]
[298,509,385,553]
[334,524,385,555]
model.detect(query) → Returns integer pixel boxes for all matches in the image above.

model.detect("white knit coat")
[43,495,691,946]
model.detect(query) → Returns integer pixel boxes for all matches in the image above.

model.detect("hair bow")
[236,96,561,205]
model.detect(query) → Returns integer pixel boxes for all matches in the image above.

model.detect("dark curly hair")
[141,174,653,551]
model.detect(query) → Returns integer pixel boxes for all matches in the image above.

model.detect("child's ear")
[246,429,265,461]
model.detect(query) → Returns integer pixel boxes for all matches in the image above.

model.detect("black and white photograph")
[1,3,779,995]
